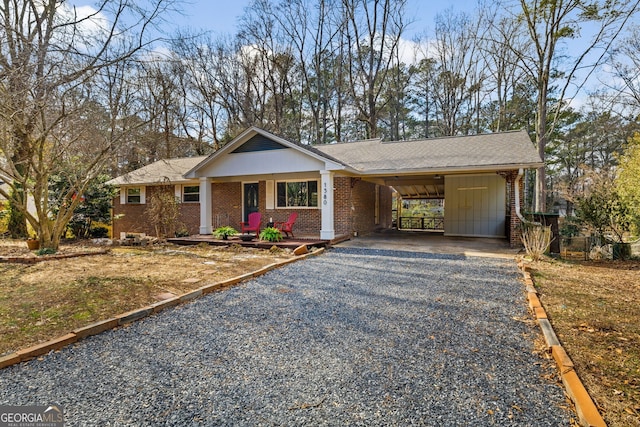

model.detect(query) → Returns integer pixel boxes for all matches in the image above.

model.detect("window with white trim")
[127,187,141,204]
[183,185,200,202]
[276,180,318,208]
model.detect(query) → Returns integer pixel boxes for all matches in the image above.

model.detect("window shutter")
[120,188,126,205]
[266,180,274,209]
[140,186,146,204]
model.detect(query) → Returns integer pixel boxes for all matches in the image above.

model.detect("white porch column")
[199,177,212,234]
[320,170,335,240]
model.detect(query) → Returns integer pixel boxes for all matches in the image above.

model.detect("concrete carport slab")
[337,229,521,259]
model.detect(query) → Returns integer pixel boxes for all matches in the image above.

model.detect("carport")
[386,173,508,238]
[315,130,543,247]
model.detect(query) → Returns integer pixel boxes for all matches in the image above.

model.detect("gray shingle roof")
[107,129,542,186]
[107,156,207,186]
[313,130,542,173]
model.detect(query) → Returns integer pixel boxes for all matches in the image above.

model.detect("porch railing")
[399,216,444,231]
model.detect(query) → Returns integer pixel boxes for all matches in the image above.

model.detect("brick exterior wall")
[113,177,393,238]
[112,185,201,238]
[212,182,242,230]
[333,177,393,236]
[209,178,391,236]
[334,177,352,234]
[113,197,149,237]
[179,202,200,235]
[214,180,323,235]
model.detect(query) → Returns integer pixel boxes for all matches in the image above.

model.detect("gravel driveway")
[0,247,571,426]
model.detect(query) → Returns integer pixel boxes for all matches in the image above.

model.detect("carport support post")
[199,177,212,235]
[320,170,335,240]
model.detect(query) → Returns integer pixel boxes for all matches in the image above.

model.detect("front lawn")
[531,259,640,427]
[0,241,292,356]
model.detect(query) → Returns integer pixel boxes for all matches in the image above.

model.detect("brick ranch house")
[108,127,542,247]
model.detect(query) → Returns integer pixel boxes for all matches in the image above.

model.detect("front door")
[243,182,259,222]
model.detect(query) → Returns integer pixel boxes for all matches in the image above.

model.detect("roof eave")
[354,163,544,176]
[106,177,199,187]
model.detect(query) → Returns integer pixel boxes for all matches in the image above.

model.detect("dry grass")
[0,240,293,356]
[530,259,640,427]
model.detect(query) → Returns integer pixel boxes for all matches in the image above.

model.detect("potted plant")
[213,226,238,240]
[26,236,40,250]
[259,226,283,242]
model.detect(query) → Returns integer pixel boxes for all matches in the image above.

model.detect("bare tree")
[611,24,640,113]
[341,0,408,139]
[482,13,529,132]
[171,32,225,151]
[430,8,487,136]
[268,0,343,144]
[0,0,176,249]
[512,0,640,212]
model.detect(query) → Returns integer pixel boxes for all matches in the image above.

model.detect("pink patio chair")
[240,212,262,235]
[274,212,298,238]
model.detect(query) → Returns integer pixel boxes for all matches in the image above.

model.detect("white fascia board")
[184,126,347,178]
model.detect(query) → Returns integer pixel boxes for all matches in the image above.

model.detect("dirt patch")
[0,240,294,356]
[530,259,640,427]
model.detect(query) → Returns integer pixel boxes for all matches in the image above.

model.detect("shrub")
[36,247,57,256]
[574,170,631,243]
[146,184,180,238]
[521,224,552,261]
[175,228,190,237]
[89,225,109,238]
[260,226,283,242]
[213,226,238,239]
[559,216,580,237]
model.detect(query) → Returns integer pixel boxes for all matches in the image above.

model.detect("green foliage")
[7,191,27,239]
[36,247,57,256]
[0,201,8,236]
[616,134,640,236]
[259,226,283,242]
[402,199,444,217]
[49,174,117,239]
[559,216,580,237]
[89,226,109,238]
[213,226,238,239]
[174,228,190,238]
[574,171,632,243]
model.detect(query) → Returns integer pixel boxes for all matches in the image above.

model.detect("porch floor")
[167,233,348,250]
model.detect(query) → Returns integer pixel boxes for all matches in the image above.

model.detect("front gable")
[231,134,287,153]
[185,127,345,179]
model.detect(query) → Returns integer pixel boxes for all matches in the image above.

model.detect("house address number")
[323,182,327,205]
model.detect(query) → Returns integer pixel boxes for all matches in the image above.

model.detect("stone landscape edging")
[517,258,607,427]
[0,245,324,371]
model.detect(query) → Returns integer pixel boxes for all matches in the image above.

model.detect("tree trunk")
[535,71,548,213]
